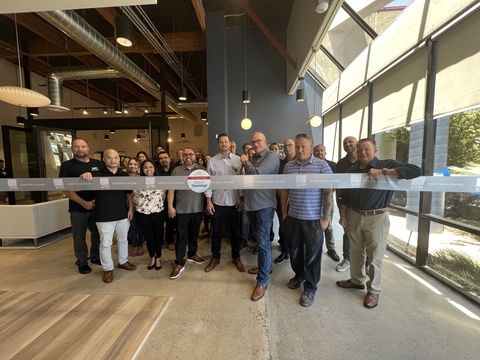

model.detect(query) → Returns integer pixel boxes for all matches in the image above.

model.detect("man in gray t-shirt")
[168,147,207,280]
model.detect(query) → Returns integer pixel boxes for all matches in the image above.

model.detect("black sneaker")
[300,291,315,307]
[91,258,101,266]
[288,276,305,289]
[327,250,340,262]
[78,264,92,274]
[274,252,289,264]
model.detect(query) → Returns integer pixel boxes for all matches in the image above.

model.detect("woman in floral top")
[128,158,145,257]
[133,159,166,270]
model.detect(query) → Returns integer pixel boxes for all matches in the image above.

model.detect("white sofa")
[0,199,70,247]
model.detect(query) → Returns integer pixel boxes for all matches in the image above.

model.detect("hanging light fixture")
[179,86,187,101]
[83,109,88,115]
[110,129,115,134]
[105,134,110,140]
[29,107,39,116]
[16,116,25,125]
[242,12,251,104]
[103,108,108,115]
[114,101,122,114]
[168,126,171,133]
[145,107,149,113]
[306,48,322,128]
[180,119,186,139]
[136,133,142,140]
[296,77,305,102]
[0,15,51,108]
[201,111,207,121]
[124,108,128,114]
[114,16,133,47]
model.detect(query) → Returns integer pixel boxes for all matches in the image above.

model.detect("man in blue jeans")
[240,132,280,301]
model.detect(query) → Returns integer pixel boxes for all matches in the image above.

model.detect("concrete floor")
[1,232,480,360]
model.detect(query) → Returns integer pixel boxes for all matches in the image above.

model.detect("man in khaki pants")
[337,138,421,309]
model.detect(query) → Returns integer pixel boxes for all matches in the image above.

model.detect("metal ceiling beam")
[341,1,378,40]
[319,45,345,72]
[235,0,297,70]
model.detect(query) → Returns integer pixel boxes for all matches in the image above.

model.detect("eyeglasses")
[183,153,195,157]
[250,139,265,145]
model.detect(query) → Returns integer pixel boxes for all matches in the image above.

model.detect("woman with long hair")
[122,156,131,172]
[127,158,145,256]
[133,159,165,270]
[136,151,149,164]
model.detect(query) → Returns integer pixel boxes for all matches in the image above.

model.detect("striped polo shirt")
[283,155,332,220]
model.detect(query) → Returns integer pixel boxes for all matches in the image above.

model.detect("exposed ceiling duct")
[37,10,198,123]
[46,66,121,112]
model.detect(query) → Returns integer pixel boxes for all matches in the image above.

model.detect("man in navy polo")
[59,138,104,274]
[337,138,421,309]
[281,134,333,307]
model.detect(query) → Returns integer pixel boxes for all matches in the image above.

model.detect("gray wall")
[206,12,323,155]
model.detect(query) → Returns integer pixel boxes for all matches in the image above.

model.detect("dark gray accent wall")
[206,12,323,155]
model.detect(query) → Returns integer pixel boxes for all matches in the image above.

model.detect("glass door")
[34,126,76,201]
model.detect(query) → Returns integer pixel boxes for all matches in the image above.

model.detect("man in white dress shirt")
[204,134,246,273]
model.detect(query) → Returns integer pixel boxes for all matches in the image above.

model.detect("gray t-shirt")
[243,148,280,211]
[171,164,207,214]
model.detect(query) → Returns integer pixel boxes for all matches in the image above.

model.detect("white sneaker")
[336,259,350,272]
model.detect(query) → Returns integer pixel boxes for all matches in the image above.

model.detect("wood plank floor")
[0,291,169,360]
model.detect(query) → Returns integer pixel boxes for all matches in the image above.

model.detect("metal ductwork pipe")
[37,10,197,123]
[176,101,208,108]
[47,66,121,112]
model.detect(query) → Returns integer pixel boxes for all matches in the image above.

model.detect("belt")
[352,208,388,216]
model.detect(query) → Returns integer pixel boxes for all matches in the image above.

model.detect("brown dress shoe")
[336,279,365,289]
[232,258,246,272]
[205,258,220,272]
[187,254,205,264]
[364,292,379,309]
[118,261,137,271]
[170,264,185,279]
[103,271,113,283]
[251,284,267,301]
[247,267,273,275]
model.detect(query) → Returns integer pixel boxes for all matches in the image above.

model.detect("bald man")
[240,132,280,301]
[80,149,136,283]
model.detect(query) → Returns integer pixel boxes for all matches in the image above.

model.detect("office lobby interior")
[1,0,480,359]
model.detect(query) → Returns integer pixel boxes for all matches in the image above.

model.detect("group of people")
[59,131,421,309]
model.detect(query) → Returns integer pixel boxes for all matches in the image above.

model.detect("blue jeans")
[129,215,145,247]
[248,207,275,286]
[241,209,250,241]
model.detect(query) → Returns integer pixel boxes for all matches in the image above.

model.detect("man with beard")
[156,151,177,251]
[59,138,104,274]
[335,136,358,272]
[168,148,207,279]
[240,132,279,301]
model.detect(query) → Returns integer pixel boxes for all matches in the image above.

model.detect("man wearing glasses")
[240,132,280,301]
[168,148,207,279]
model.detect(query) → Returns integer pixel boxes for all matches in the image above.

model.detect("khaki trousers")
[346,208,390,294]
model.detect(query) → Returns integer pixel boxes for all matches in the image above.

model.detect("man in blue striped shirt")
[281,134,333,307]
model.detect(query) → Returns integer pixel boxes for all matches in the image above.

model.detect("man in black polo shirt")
[156,151,177,251]
[59,138,104,274]
[80,149,136,283]
[313,144,340,262]
[334,136,358,272]
[337,138,421,309]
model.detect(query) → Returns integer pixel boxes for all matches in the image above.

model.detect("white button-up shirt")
[204,152,243,206]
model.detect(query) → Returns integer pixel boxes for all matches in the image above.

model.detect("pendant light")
[176,21,187,101]
[115,16,133,47]
[181,119,186,139]
[201,111,207,121]
[306,48,322,128]
[241,12,252,130]
[0,15,51,108]
[29,107,39,116]
[242,13,250,104]
[114,82,122,113]
[296,77,305,102]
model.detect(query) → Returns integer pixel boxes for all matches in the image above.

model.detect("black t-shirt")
[325,159,337,173]
[156,162,177,176]
[335,156,356,174]
[91,168,133,222]
[59,157,104,213]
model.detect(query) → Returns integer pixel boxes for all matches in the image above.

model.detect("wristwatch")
[382,168,388,176]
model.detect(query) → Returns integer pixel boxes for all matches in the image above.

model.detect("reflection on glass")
[387,208,418,259]
[39,130,74,201]
[427,221,480,297]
